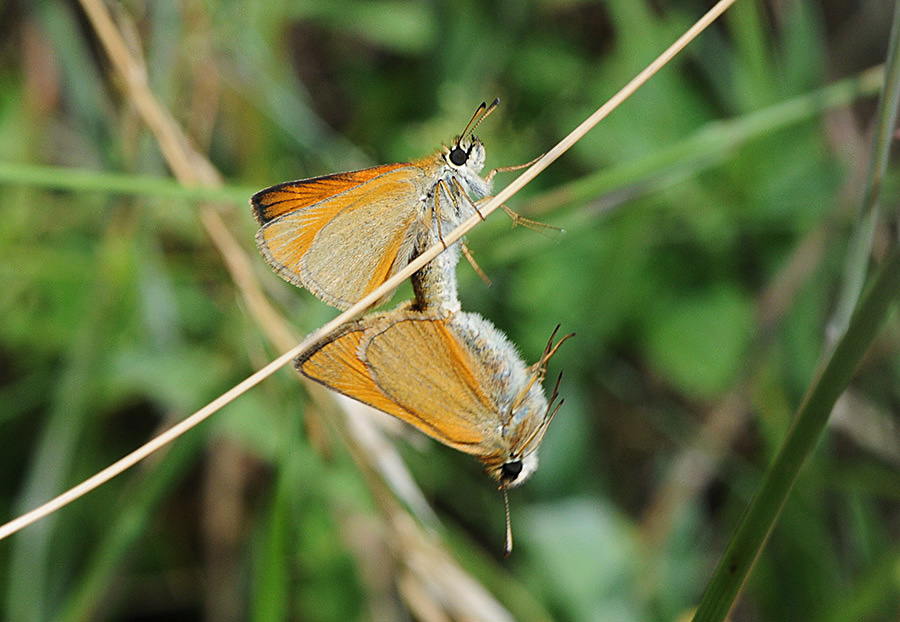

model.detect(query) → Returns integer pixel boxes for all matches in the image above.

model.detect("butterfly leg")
[450,177,486,221]
[484,153,544,184]
[473,195,565,240]
[482,154,566,235]
[460,241,492,287]
[432,180,450,249]
[437,179,491,286]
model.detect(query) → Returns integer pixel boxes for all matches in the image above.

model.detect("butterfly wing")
[363,316,502,452]
[296,323,405,416]
[253,163,429,309]
[252,164,408,223]
[297,314,501,454]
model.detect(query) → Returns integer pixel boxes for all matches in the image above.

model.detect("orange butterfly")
[296,305,570,488]
[252,100,502,310]
[296,305,571,553]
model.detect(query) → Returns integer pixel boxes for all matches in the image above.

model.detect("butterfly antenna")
[458,98,501,145]
[469,97,500,137]
[502,484,514,557]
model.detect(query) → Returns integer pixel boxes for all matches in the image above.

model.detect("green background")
[1,0,899,620]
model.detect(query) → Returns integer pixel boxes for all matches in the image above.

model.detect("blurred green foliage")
[1,0,899,620]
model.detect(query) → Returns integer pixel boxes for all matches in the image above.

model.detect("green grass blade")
[0,161,253,204]
[827,3,900,346]
[692,244,900,621]
[694,5,900,618]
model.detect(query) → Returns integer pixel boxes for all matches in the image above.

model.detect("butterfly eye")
[449,145,468,166]
[500,460,523,483]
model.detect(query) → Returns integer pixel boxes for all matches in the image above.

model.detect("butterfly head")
[494,451,540,488]
[445,136,486,173]
[442,98,499,179]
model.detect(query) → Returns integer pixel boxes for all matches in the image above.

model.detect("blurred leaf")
[296,1,436,54]
[642,285,755,399]
[521,499,644,622]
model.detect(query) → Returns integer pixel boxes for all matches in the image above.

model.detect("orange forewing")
[298,315,499,453]
[298,325,425,426]
[254,163,431,307]
[255,199,347,278]
[297,328,367,384]
[298,324,470,446]
[365,318,497,449]
[362,226,413,295]
[251,163,408,222]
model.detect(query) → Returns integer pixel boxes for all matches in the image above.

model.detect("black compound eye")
[449,145,468,166]
[500,460,523,483]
